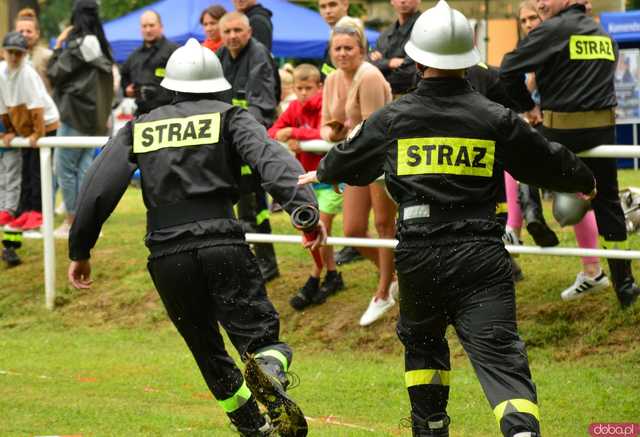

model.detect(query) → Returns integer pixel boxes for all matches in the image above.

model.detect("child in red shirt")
[268,64,344,310]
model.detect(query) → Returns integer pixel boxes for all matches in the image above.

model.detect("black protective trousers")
[542,125,627,242]
[146,242,291,402]
[395,238,540,436]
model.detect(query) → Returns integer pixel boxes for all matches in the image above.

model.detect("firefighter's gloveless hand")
[298,171,318,186]
[68,260,93,289]
[303,221,327,251]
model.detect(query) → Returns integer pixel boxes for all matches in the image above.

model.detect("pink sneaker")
[22,211,43,230]
[0,210,14,226]
[7,211,30,229]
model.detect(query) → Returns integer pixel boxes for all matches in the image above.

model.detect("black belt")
[398,202,495,224]
[147,197,235,231]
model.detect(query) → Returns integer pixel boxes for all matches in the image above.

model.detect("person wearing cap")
[0,31,60,234]
[120,10,179,116]
[299,1,596,435]
[499,0,640,309]
[66,37,320,437]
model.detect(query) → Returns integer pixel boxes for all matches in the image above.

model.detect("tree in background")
[39,0,157,41]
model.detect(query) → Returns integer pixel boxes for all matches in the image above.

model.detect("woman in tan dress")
[321,17,398,326]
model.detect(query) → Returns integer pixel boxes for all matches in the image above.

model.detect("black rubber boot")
[2,247,21,267]
[244,354,308,437]
[607,259,640,309]
[290,277,324,311]
[411,412,450,437]
[255,220,280,282]
[519,184,559,247]
[335,246,364,265]
[228,396,275,436]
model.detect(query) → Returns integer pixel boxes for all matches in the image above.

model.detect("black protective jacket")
[69,97,316,260]
[245,4,273,51]
[370,11,420,94]
[218,39,278,127]
[500,4,617,112]
[466,63,521,111]
[120,36,179,115]
[316,78,595,242]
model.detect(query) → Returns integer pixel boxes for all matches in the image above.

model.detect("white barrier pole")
[39,147,56,310]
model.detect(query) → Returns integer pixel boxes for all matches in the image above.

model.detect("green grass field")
[1,171,639,437]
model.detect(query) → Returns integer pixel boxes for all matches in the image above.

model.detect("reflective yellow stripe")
[321,63,336,76]
[217,380,252,413]
[569,35,615,61]
[405,369,450,388]
[397,137,494,177]
[154,67,166,77]
[496,202,508,215]
[133,113,221,154]
[255,349,289,372]
[241,165,252,176]
[3,232,23,242]
[477,62,488,69]
[232,98,249,109]
[493,398,540,423]
[256,209,269,226]
[600,238,630,250]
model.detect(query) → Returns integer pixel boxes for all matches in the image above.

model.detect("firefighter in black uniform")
[67,38,320,437]
[300,2,596,435]
[500,0,640,308]
[218,11,281,281]
[120,10,179,115]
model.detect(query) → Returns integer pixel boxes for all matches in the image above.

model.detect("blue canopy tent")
[103,0,379,63]
[601,10,640,168]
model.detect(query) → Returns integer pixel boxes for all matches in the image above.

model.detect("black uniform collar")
[557,3,587,16]
[415,77,474,97]
[143,35,167,51]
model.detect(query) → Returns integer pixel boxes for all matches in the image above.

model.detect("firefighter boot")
[519,184,559,247]
[255,219,280,282]
[607,259,640,308]
[2,247,21,267]
[410,412,450,437]
[227,396,276,436]
[244,353,307,437]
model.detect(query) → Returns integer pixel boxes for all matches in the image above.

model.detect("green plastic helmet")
[161,38,231,93]
[552,192,591,227]
[404,0,481,70]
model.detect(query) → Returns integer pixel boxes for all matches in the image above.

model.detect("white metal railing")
[5,137,640,309]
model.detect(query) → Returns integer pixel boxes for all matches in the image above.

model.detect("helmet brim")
[161,77,232,93]
[405,41,481,70]
[3,45,28,52]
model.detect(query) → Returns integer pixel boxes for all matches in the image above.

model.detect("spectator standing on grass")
[218,12,281,282]
[48,0,114,239]
[15,8,53,94]
[200,4,227,53]
[233,0,273,51]
[268,64,345,310]
[1,32,59,233]
[321,16,397,326]
[369,0,421,98]
[120,10,178,116]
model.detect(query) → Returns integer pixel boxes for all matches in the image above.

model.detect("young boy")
[268,63,344,310]
[0,106,23,267]
[0,32,59,232]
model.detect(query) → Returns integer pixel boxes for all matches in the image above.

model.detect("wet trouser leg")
[147,244,290,430]
[396,240,540,437]
[237,168,279,281]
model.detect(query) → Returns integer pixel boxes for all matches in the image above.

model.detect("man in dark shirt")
[318,0,349,79]
[120,10,178,115]
[232,0,273,51]
[369,0,420,97]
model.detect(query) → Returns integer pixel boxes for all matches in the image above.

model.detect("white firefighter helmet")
[552,192,591,227]
[161,38,231,93]
[404,0,481,70]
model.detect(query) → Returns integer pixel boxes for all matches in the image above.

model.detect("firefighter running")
[67,39,322,437]
[299,2,596,436]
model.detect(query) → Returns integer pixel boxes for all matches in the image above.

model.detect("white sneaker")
[359,294,396,326]
[560,271,610,301]
[54,222,71,239]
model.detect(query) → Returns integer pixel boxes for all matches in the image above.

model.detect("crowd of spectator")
[0,0,618,324]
